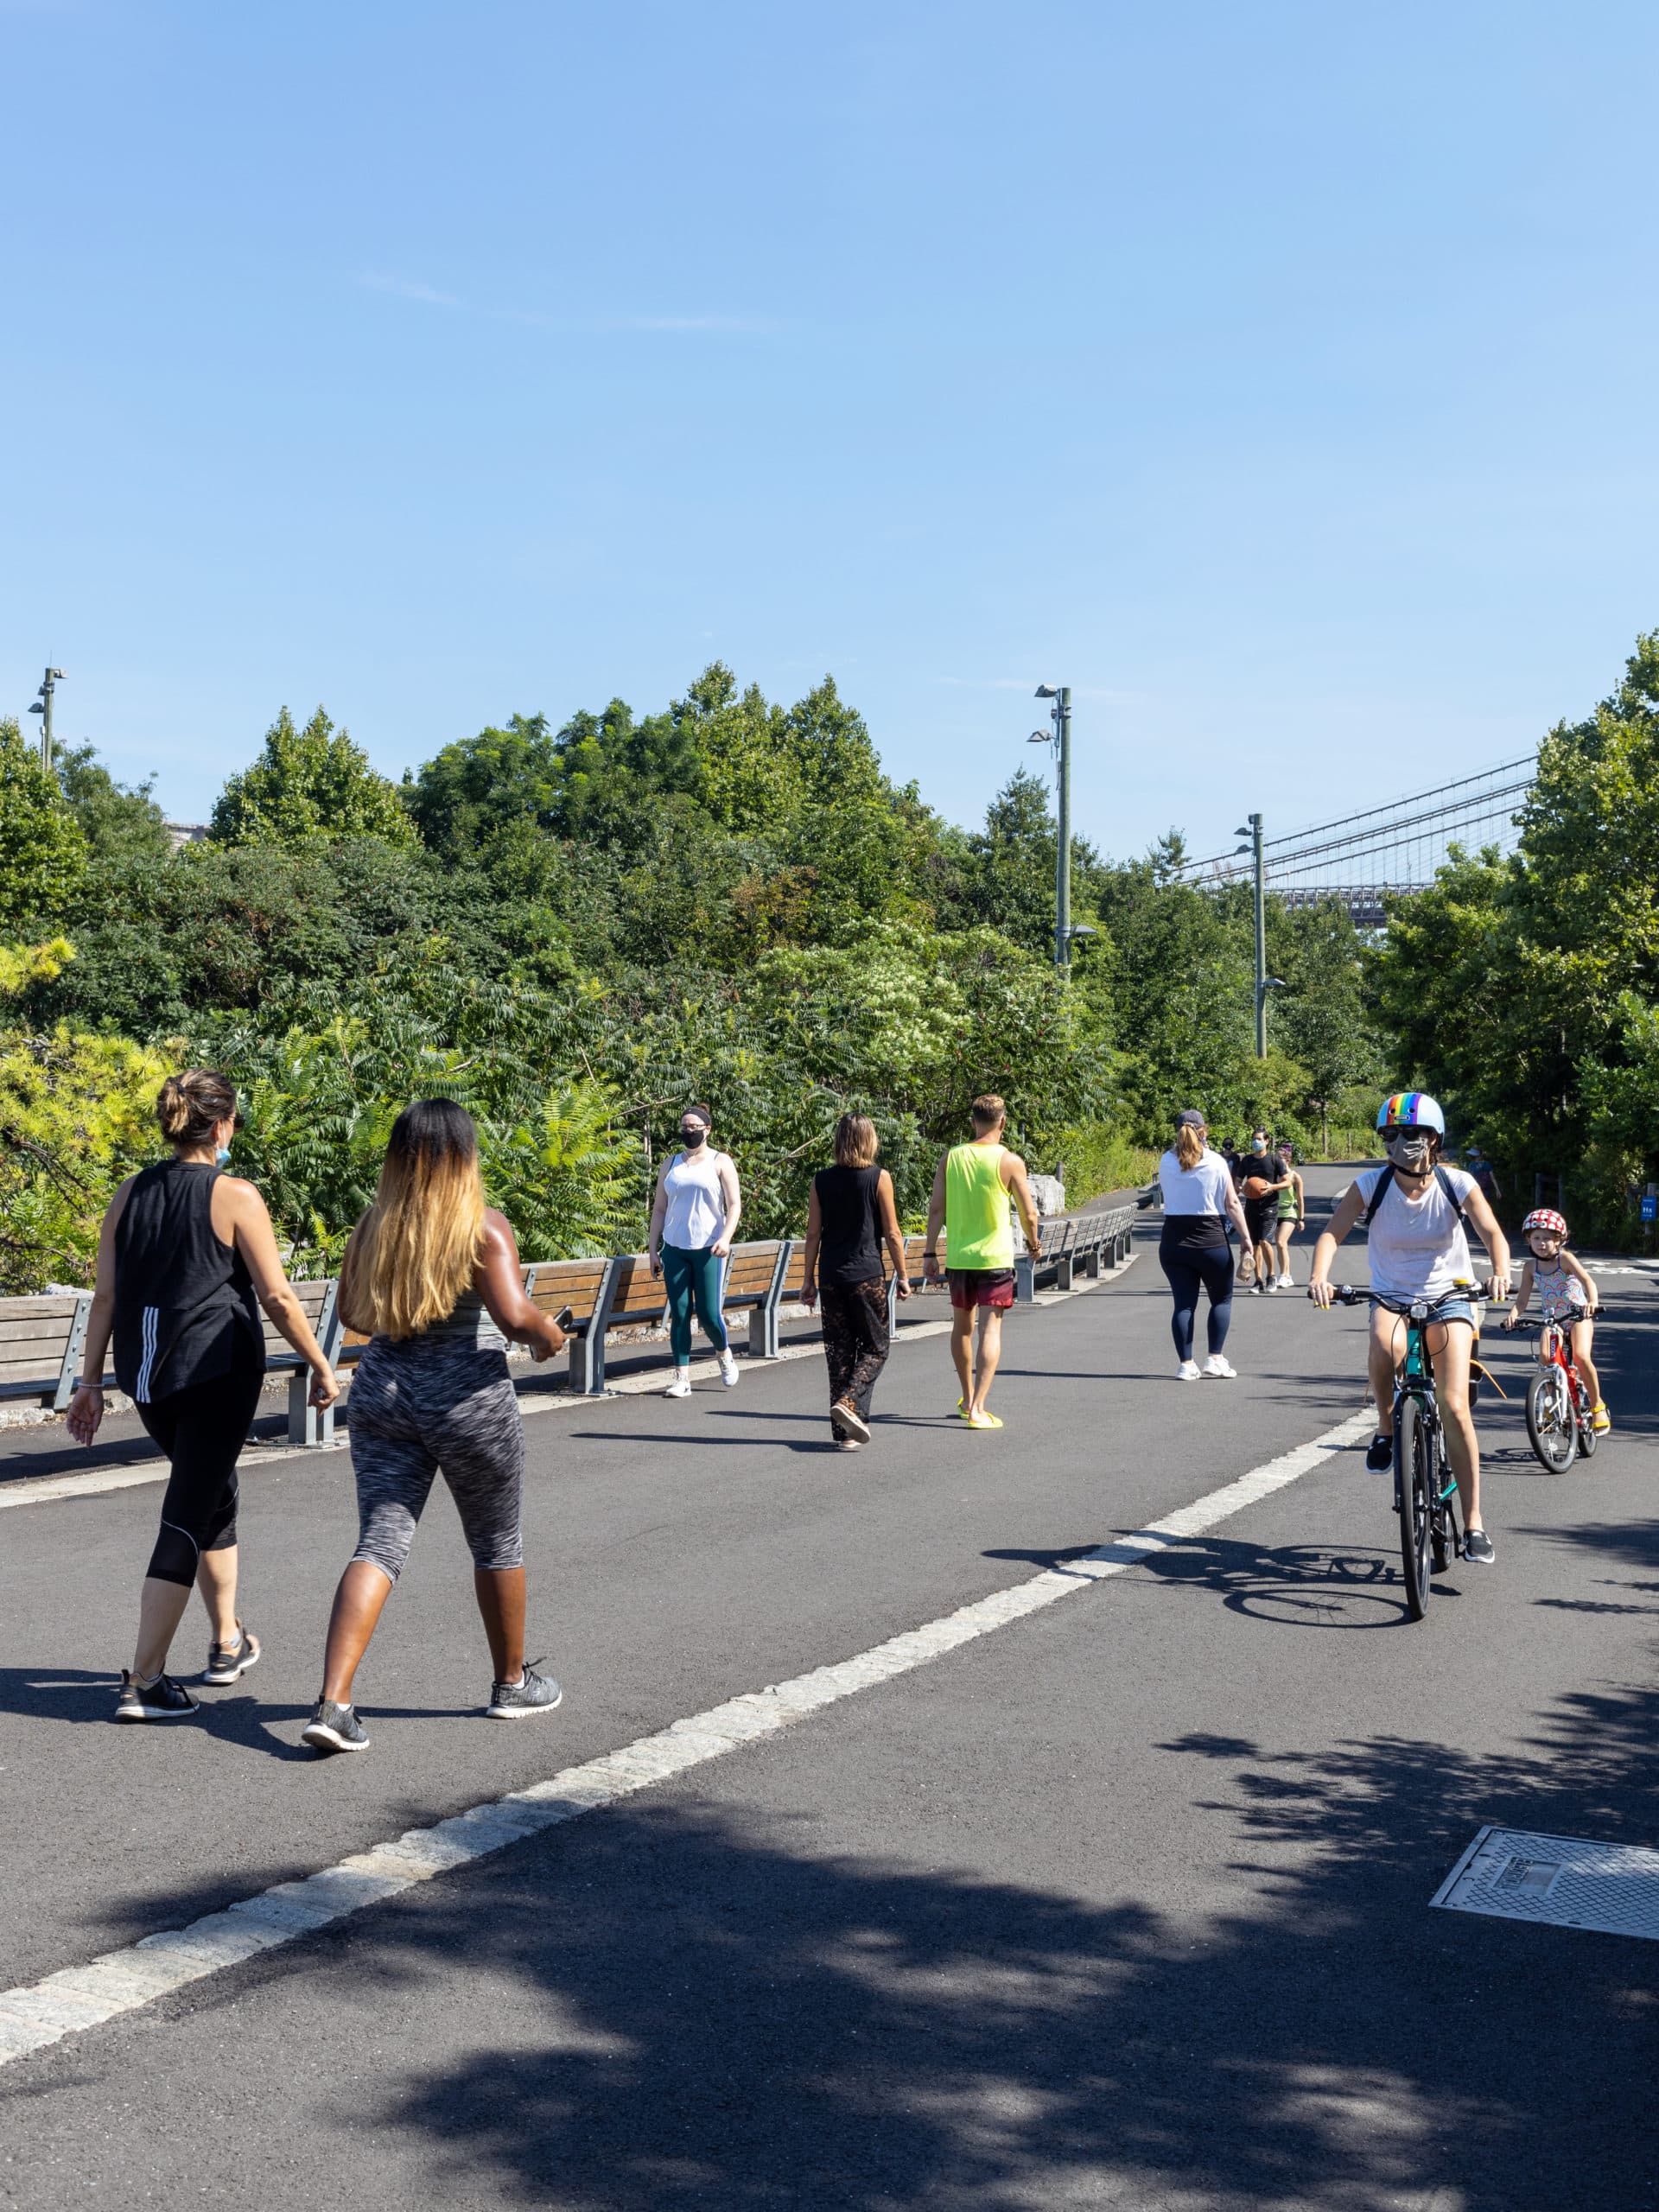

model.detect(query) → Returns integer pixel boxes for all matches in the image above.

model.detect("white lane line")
[0,1258,1140,1511]
[0,1393,1363,2070]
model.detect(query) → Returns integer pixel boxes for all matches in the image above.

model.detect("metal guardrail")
[0,1201,1140,1448]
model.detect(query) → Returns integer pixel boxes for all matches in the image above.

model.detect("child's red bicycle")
[1505,1315,1599,1471]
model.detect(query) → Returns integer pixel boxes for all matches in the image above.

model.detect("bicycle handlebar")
[1311,1281,1499,1311]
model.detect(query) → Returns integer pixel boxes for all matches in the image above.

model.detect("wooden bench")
[0,1294,95,1412]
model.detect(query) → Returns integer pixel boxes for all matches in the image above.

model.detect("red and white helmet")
[1522,1208,1567,1240]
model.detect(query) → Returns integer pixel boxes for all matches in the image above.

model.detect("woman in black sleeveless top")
[800,1114,910,1449]
[67,1071,339,1723]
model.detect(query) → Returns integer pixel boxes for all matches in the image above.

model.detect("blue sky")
[3,1,1656,859]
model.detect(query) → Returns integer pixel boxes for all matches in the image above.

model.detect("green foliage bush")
[3,663,1397,1288]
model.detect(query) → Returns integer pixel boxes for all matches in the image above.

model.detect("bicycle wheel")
[1525,1368,1578,1472]
[1396,1394,1433,1621]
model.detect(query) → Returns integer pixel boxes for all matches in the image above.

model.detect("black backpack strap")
[1362,1164,1395,1228]
[1433,1162,1470,1226]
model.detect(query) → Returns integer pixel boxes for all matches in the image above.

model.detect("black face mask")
[680,1125,707,1149]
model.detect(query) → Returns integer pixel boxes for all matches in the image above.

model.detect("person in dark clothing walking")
[799,1114,910,1450]
[67,1070,340,1723]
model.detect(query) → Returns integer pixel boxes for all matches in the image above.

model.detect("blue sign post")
[1642,1193,1657,1224]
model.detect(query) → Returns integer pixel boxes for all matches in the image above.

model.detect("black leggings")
[1160,1229,1236,1363]
[137,1351,265,1586]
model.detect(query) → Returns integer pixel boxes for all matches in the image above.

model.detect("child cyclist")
[1502,1209,1608,1433]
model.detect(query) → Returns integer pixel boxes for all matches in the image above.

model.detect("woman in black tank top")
[67,1071,339,1725]
[800,1115,911,1449]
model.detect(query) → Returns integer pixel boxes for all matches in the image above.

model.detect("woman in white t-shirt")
[1310,1090,1510,1566]
[648,1103,743,1399]
[1158,1109,1256,1381]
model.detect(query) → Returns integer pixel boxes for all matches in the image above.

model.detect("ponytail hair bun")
[156,1070,238,1148]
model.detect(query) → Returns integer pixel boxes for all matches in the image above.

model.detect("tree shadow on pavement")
[327,1675,1659,2210]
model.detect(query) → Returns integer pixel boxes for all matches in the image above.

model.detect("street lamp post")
[1034,683,1072,970]
[1235,813,1271,1055]
[26,666,65,773]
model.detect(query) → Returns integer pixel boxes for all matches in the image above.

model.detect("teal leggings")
[662,1243,728,1362]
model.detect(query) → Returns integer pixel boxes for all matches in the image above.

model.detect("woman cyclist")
[1309,1091,1510,1565]
[1503,1209,1607,1433]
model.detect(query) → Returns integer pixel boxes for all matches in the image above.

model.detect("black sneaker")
[301,1698,371,1754]
[116,1670,198,1723]
[1464,1529,1496,1567]
[486,1660,563,1720]
[1365,1433,1393,1472]
[200,1624,261,1686]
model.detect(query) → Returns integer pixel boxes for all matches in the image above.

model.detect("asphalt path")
[1,1168,1655,2209]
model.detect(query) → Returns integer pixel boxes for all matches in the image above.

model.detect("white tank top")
[662,1149,728,1249]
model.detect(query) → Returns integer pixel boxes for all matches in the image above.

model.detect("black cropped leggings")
[137,1350,265,1586]
[1159,1226,1236,1363]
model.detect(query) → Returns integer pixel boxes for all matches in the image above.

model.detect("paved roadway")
[0,1167,1654,2209]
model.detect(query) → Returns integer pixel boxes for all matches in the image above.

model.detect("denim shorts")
[1371,1293,1476,1331]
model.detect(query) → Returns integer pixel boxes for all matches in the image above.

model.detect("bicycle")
[1503,1313,1600,1471]
[1319,1281,1491,1622]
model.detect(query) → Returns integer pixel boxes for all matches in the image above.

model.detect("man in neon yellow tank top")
[922,1094,1042,1430]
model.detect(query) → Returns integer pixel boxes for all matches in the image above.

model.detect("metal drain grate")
[1432,1826,1659,1940]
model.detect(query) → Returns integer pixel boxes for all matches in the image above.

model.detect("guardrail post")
[289,1281,341,1446]
[54,1293,92,1410]
[1082,1225,1103,1278]
[748,1241,793,1360]
[572,1256,622,1396]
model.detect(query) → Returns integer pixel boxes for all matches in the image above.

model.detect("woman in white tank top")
[648,1103,743,1398]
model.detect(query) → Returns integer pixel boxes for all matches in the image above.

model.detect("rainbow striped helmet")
[1376,1090,1446,1135]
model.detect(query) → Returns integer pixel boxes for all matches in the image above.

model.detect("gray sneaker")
[1464,1529,1496,1567]
[200,1624,261,1686]
[302,1698,371,1754]
[487,1660,563,1719]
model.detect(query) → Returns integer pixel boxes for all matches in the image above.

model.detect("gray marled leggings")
[347,1338,525,1585]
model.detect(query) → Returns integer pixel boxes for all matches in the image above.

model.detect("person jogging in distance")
[922,1094,1042,1430]
[649,1103,742,1398]
[800,1112,911,1450]
[1159,1109,1255,1379]
[1239,1129,1292,1293]
[1272,1141,1306,1288]
[66,1070,339,1723]
[302,1099,568,1755]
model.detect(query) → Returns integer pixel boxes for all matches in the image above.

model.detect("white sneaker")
[1202,1355,1236,1379]
[664,1371,692,1398]
[1177,1360,1203,1382]
[718,1350,740,1389]
[1277,1273,1294,1290]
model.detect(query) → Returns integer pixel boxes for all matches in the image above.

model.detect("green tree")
[211,706,416,849]
[0,715,87,931]
[56,742,173,865]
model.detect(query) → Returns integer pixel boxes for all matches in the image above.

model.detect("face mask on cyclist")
[1386,1131,1433,1172]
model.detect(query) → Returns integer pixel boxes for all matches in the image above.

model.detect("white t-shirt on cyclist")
[1354,1164,1477,1300]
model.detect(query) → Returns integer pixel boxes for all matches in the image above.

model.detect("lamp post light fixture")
[26,666,65,773]
[1033,683,1073,971]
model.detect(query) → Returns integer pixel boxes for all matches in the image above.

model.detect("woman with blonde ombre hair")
[302,1099,569,1755]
